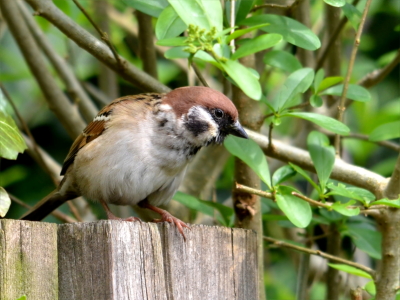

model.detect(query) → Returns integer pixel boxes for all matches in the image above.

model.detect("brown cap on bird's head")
[163,86,239,121]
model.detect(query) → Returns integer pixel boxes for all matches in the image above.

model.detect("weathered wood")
[0,219,58,300]
[58,221,258,300]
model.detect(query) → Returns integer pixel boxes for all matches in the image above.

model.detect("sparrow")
[20,86,248,238]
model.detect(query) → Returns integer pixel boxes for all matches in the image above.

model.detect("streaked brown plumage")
[21,86,248,238]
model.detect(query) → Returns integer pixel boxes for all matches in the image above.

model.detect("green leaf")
[0,111,27,160]
[346,226,382,259]
[321,84,371,102]
[173,191,213,216]
[328,264,372,279]
[372,198,400,208]
[324,0,346,7]
[342,2,362,30]
[225,0,256,24]
[156,36,187,46]
[276,186,312,228]
[240,14,321,50]
[313,69,325,93]
[173,191,233,226]
[288,163,320,193]
[226,23,270,44]
[307,131,335,191]
[164,47,190,59]
[200,200,235,226]
[263,50,302,73]
[272,165,296,186]
[220,59,262,100]
[155,5,187,40]
[369,121,400,141]
[15,296,27,300]
[284,112,350,135]
[326,183,375,205]
[364,281,376,296]
[168,0,222,31]
[0,187,11,217]
[123,0,169,17]
[317,76,343,93]
[331,200,360,216]
[274,68,314,112]
[231,34,282,60]
[224,135,271,188]
[194,50,221,68]
[310,95,323,107]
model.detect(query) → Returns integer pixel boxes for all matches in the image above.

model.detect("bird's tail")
[20,190,76,221]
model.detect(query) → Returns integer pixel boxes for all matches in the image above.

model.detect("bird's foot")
[100,199,141,222]
[152,210,190,240]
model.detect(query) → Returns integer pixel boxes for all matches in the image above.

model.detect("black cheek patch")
[184,119,210,136]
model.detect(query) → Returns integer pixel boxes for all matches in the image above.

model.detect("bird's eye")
[213,108,224,119]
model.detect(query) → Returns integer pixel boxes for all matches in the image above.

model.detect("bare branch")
[1,0,86,139]
[358,48,400,88]
[10,193,76,223]
[235,183,273,199]
[18,1,98,123]
[246,128,388,198]
[136,11,158,79]
[263,235,375,278]
[191,63,209,87]
[334,0,373,154]
[316,0,361,71]
[72,0,121,66]
[384,154,400,199]
[25,0,170,93]
[1,83,59,186]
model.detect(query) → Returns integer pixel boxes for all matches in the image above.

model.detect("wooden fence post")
[1,220,258,299]
[58,221,258,300]
[0,219,58,300]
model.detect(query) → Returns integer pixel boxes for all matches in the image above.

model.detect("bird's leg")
[138,199,189,239]
[100,199,141,222]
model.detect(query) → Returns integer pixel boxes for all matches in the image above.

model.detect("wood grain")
[0,219,58,300]
[58,221,258,300]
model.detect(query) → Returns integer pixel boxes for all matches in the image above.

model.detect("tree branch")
[384,153,400,199]
[246,128,388,197]
[334,0,373,154]
[72,0,121,66]
[25,0,170,93]
[1,0,86,139]
[358,48,400,88]
[136,11,158,79]
[18,0,98,123]
[263,235,375,278]
[10,193,76,223]
[316,0,361,71]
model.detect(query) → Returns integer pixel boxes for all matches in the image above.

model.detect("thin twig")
[72,0,122,66]
[230,0,236,51]
[316,0,361,70]
[1,0,86,138]
[263,235,376,278]
[334,0,373,155]
[342,133,400,152]
[292,192,332,208]
[358,48,400,88]
[81,81,110,106]
[10,193,76,223]
[0,83,60,186]
[191,63,209,87]
[235,183,273,199]
[18,1,97,123]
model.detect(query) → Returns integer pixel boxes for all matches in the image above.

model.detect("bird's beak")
[229,121,248,139]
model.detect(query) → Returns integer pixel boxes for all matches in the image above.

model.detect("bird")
[20,86,248,238]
